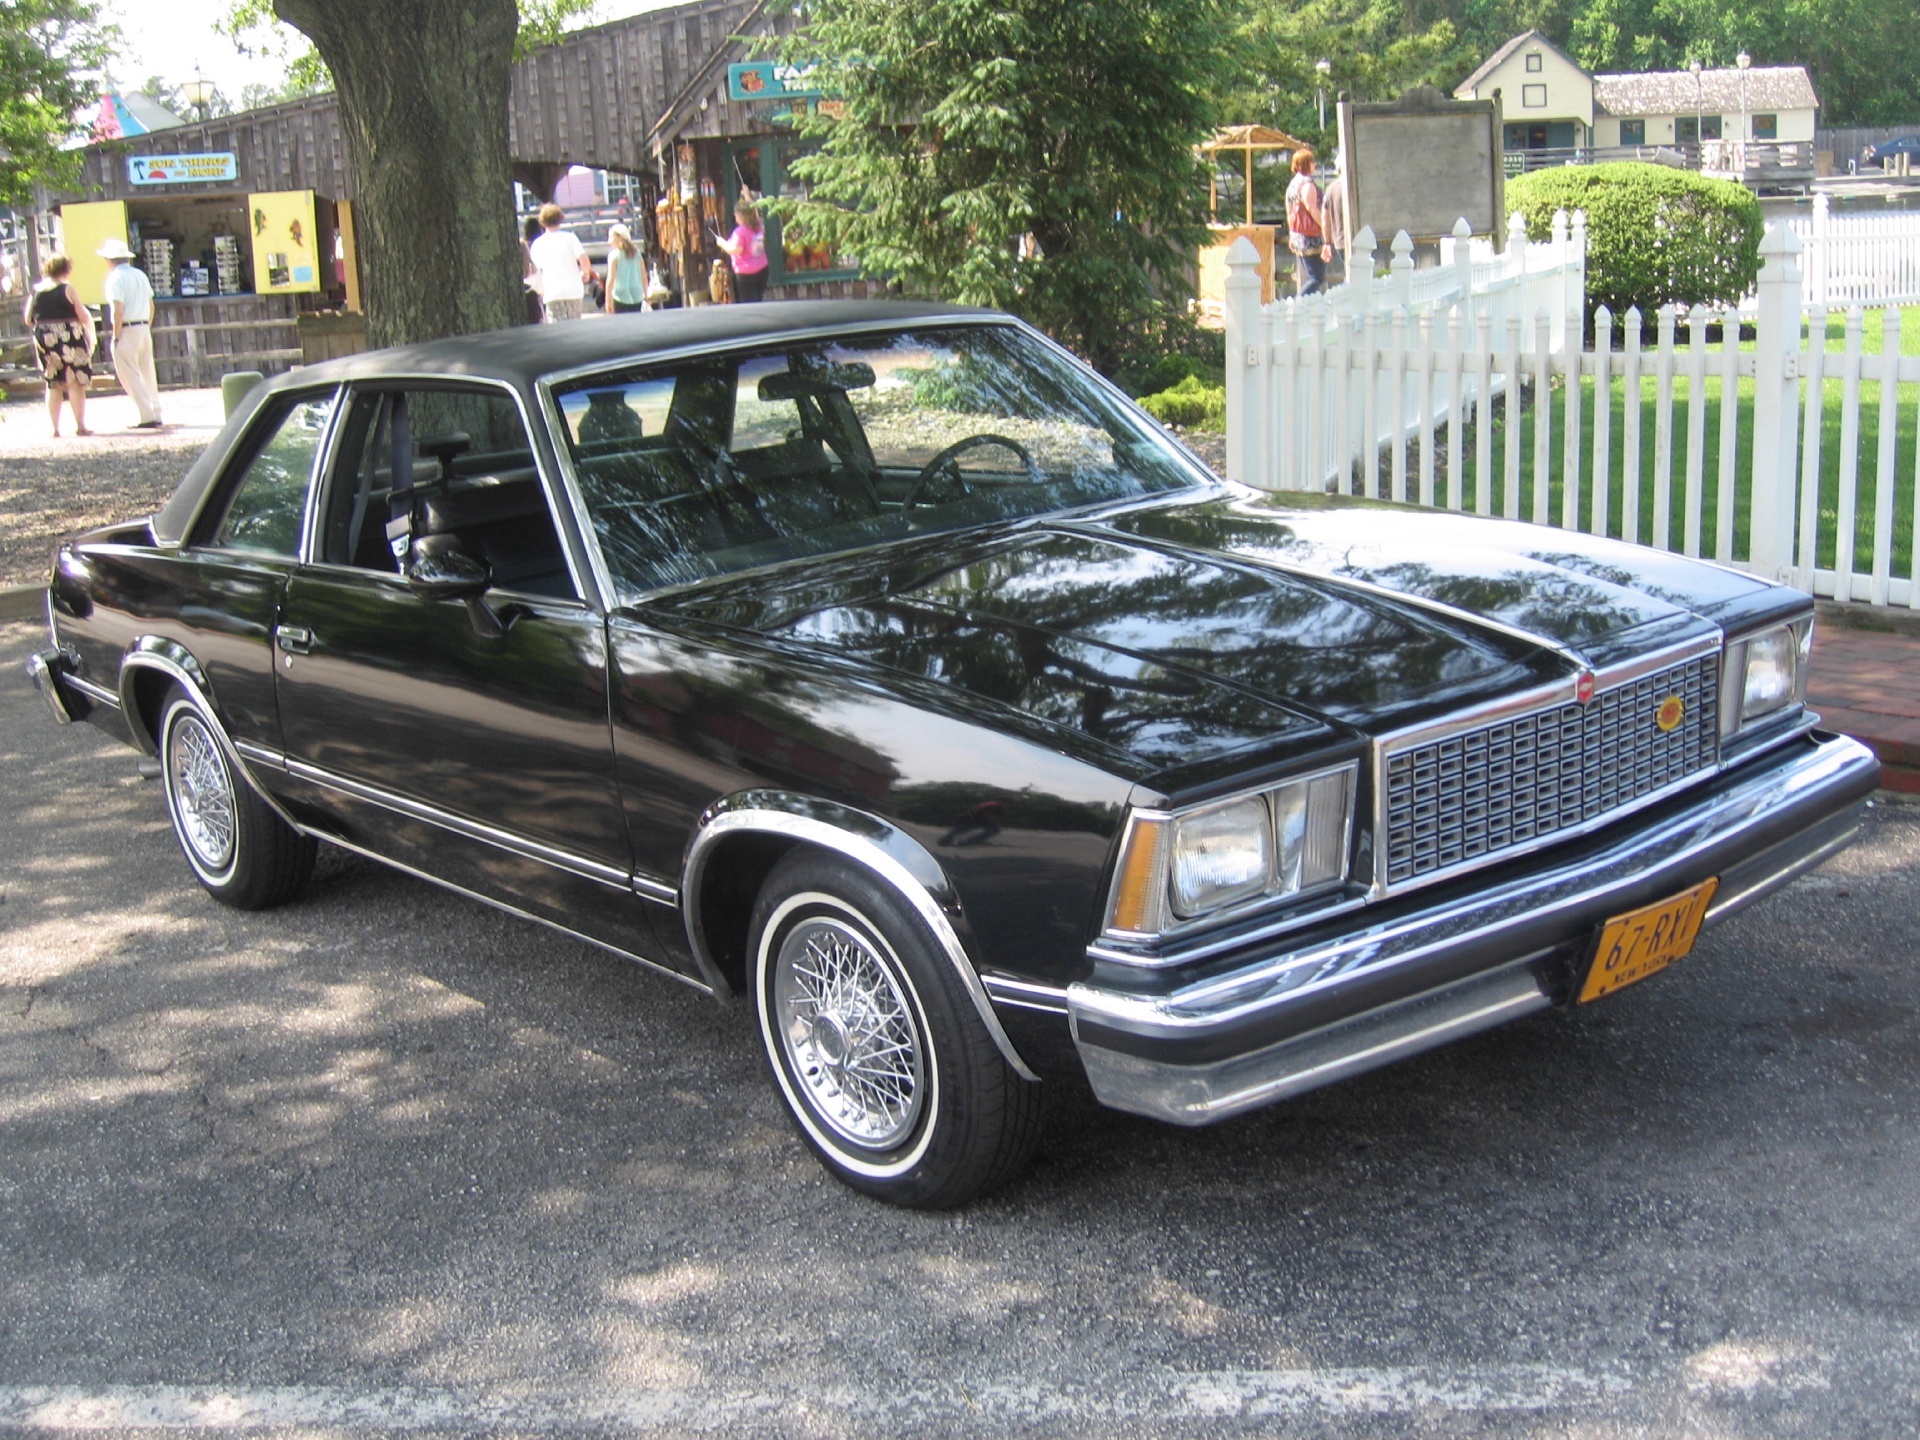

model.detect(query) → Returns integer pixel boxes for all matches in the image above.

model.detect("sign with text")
[127,152,239,186]
[727,61,823,101]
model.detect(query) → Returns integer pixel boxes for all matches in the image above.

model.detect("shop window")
[724,138,857,287]
[1753,113,1778,140]
[1525,53,1543,73]
[1522,84,1547,109]
[206,392,335,558]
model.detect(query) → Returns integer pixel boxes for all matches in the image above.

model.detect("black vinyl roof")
[289,299,997,389]
[153,300,1004,547]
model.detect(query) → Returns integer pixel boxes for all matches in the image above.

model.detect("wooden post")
[1748,223,1804,582]
[1223,235,1266,486]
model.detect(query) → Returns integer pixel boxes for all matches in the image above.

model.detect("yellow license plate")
[1579,878,1720,1003]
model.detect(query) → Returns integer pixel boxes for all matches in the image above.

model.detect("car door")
[270,380,677,971]
[136,387,339,759]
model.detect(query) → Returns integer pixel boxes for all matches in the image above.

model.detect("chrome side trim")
[684,795,1040,1081]
[116,646,306,833]
[981,976,1071,1015]
[66,674,121,709]
[630,873,680,906]
[314,831,710,997]
[1075,963,1551,1126]
[231,739,286,768]
[281,757,637,893]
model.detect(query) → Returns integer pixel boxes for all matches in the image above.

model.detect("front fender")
[684,790,1039,1081]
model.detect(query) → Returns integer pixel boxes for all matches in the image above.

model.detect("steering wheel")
[902,433,1040,507]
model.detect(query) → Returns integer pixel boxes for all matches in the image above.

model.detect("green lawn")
[1405,305,1920,580]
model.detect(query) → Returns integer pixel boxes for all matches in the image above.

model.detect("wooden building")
[42,0,871,385]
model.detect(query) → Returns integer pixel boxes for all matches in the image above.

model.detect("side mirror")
[405,545,492,601]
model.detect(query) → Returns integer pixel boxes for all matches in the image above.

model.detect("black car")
[1861,134,1920,169]
[27,302,1880,1207]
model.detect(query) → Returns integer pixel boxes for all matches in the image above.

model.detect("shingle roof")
[1592,66,1818,118]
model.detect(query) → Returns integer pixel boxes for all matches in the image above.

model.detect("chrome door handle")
[275,626,313,655]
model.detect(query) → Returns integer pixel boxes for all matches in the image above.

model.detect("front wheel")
[158,687,315,909]
[750,850,1042,1208]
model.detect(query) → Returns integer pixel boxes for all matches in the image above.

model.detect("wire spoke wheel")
[167,710,236,873]
[772,916,925,1149]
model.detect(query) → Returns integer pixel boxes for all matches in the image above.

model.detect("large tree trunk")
[274,0,521,348]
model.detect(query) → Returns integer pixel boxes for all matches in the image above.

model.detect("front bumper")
[1068,732,1881,1126]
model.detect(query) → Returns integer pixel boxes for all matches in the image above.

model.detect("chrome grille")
[1384,655,1719,888]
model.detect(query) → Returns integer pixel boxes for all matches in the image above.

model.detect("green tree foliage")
[1570,0,1920,126]
[0,0,112,208]
[220,0,598,98]
[773,0,1231,376]
[1507,162,1762,315]
[1220,0,1461,147]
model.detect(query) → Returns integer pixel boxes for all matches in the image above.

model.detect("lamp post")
[1736,49,1751,180]
[1315,58,1330,134]
[180,69,215,124]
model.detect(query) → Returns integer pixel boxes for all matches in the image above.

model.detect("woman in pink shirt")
[719,203,770,303]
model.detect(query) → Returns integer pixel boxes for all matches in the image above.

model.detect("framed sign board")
[1338,85,1506,248]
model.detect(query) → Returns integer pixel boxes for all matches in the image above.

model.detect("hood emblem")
[1656,695,1686,732]
[1574,670,1596,704]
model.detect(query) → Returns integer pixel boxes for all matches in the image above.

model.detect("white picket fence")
[1788,193,1920,309]
[1224,223,1920,610]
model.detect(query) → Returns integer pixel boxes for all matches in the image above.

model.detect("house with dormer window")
[1454,30,1819,178]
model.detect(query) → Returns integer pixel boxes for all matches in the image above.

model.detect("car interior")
[319,386,577,599]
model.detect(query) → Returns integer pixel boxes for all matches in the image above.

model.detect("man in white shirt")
[527,204,593,322]
[98,238,162,428]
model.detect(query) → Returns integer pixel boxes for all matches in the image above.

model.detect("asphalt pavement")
[2,616,1918,1437]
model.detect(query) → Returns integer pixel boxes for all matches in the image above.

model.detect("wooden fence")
[1223,223,1918,610]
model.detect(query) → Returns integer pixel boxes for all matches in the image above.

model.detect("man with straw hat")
[98,238,162,428]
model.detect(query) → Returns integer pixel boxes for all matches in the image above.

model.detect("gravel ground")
[0,388,228,588]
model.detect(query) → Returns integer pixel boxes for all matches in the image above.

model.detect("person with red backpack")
[1286,148,1333,296]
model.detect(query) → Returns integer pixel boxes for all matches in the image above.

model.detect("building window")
[724,139,856,287]
[1619,119,1646,146]
[1701,115,1722,140]
[1522,83,1547,108]
[1525,52,1543,72]
[1753,113,1778,140]
[1676,115,1723,144]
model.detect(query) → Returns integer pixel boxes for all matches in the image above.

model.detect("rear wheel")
[750,850,1043,1208]
[158,687,315,909]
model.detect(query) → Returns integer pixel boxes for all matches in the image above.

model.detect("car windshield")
[550,323,1203,601]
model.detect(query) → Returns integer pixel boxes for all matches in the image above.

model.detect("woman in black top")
[23,254,97,437]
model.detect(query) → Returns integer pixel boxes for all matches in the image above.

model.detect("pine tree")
[775,0,1230,375]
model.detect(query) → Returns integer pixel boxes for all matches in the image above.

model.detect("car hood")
[661,489,1761,785]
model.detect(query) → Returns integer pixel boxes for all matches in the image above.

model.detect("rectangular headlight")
[1106,764,1356,937]
[1720,621,1810,740]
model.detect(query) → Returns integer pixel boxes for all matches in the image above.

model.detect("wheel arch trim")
[684,792,1039,1082]
[117,642,305,833]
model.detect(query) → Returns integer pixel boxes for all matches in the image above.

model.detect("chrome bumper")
[25,646,82,725]
[1068,733,1881,1126]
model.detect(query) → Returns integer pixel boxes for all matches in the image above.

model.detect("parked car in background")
[27,303,1881,1208]
[1861,134,1920,169]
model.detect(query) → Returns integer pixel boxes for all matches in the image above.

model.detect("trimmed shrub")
[1137,373,1226,431]
[1506,162,1763,319]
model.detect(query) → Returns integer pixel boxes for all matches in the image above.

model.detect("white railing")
[1789,193,1920,308]
[1224,224,1919,610]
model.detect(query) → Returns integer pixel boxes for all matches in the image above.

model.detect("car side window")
[206,393,335,558]
[318,385,577,600]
